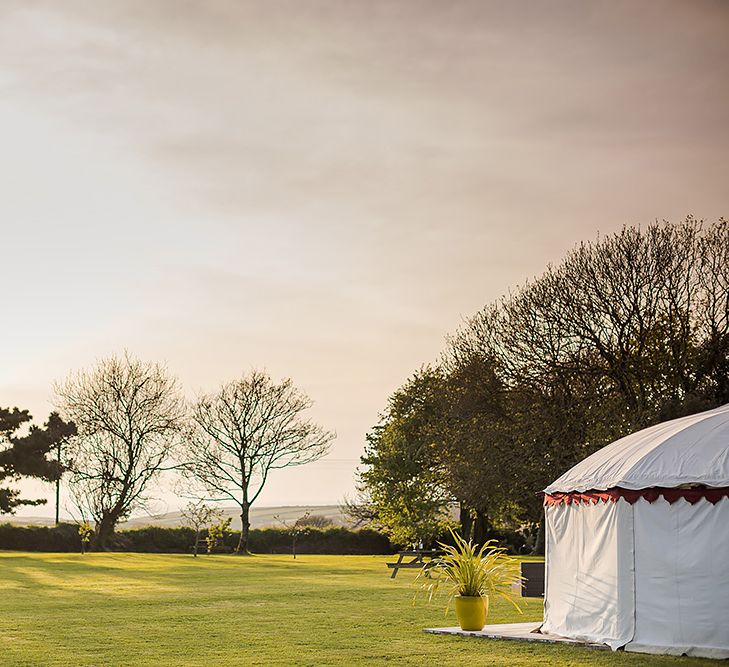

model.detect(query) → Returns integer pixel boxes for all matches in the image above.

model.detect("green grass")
[0,552,716,666]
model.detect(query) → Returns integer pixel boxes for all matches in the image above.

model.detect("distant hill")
[124,505,353,530]
[4,505,354,531]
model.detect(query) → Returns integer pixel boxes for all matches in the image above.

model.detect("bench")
[386,549,443,578]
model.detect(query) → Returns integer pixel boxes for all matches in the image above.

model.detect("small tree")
[273,511,311,559]
[182,370,334,554]
[205,517,232,554]
[78,522,93,555]
[180,501,223,557]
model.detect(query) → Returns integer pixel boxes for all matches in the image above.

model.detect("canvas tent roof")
[544,403,729,494]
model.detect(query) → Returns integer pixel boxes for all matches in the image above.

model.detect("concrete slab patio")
[424,622,609,650]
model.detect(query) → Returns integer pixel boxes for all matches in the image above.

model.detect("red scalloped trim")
[544,486,729,507]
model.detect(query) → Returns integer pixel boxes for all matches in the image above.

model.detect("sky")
[1,0,728,518]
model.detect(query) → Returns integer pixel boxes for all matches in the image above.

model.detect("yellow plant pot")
[454,595,489,631]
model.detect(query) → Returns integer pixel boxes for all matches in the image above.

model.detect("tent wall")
[542,499,634,649]
[543,497,729,657]
[626,497,729,659]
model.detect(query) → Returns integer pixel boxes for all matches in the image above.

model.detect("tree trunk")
[92,513,117,551]
[459,501,472,541]
[471,509,490,547]
[236,504,250,554]
[55,441,61,526]
[533,515,545,556]
[193,529,200,557]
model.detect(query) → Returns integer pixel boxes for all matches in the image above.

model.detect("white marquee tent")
[541,403,729,658]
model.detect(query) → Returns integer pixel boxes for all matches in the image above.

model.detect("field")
[0,552,715,667]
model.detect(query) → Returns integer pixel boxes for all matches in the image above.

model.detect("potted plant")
[416,529,522,631]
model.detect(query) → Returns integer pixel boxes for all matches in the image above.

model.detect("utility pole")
[55,439,61,525]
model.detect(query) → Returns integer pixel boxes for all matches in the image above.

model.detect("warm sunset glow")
[2,1,728,516]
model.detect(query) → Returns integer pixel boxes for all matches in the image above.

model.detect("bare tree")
[340,490,378,528]
[180,501,223,557]
[296,513,333,528]
[273,510,311,559]
[55,352,185,550]
[182,370,334,553]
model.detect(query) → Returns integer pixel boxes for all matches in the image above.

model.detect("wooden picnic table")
[386,548,444,578]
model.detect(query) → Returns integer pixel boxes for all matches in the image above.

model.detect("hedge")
[0,522,529,555]
[0,522,80,552]
[0,523,394,555]
[238,526,393,555]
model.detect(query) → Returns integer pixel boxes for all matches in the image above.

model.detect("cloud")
[1,0,728,512]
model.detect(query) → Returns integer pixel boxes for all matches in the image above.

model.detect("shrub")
[416,529,523,612]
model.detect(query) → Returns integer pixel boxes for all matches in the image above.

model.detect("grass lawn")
[0,552,717,666]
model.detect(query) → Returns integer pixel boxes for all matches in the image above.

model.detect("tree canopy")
[351,368,454,546]
[0,408,76,514]
[355,218,729,549]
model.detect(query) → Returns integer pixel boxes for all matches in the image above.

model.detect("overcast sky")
[2,0,728,517]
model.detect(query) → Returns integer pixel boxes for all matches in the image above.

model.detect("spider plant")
[416,529,523,613]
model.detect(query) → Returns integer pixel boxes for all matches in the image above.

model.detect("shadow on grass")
[0,552,393,603]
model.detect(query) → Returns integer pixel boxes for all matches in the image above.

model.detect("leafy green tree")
[205,517,232,554]
[443,217,729,541]
[364,218,728,554]
[0,408,76,514]
[78,522,93,554]
[356,368,454,546]
[434,355,535,540]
